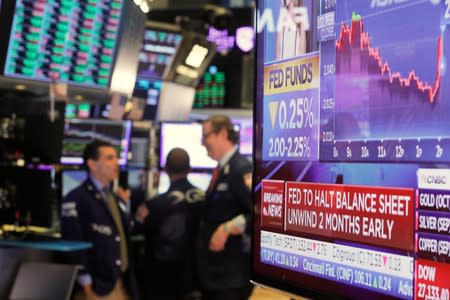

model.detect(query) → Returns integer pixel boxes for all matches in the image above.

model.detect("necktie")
[103,187,128,272]
[207,166,220,194]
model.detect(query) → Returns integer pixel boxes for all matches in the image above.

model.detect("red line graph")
[336,19,442,103]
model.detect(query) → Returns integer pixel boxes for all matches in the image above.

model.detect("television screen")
[136,22,183,81]
[159,122,216,169]
[61,118,131,166]
[130,22,182,120]
[129,122,151,167]
[1,0,125,89]
[128,168,145,189]
[253,1,450,300]
[157,171,211,195]
[61,170,87,198]
[129,137,149,168]
[234,118,252,156]
[62,169,146,198]
[128,121,151,168]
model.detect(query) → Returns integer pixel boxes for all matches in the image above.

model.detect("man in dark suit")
[61,140,136,300]
[197,115,254,300]
[136,147,204,300]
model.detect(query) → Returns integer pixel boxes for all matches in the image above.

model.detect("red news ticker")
[261,181,415,251]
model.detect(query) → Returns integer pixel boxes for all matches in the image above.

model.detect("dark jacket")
[61,178,137,297]
[144,177,205,299]
[197,151,252,290]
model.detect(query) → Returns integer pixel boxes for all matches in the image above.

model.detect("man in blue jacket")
[197,115,254,300]
[61,140,136,300]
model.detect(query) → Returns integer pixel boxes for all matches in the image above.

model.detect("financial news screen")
[253,0,450,299]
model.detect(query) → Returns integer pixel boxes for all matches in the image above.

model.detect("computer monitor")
[233,118,252,156]
[9,262,78,300]
[157,171,212,194]
[61,170,87,198]
[129,137,149,168]
[128,168,145,189]
[157,171,170,194]
[61,118,131,166]
[159,122,216,169]
[128,123,151,168]
[131,22,183,121]
[136,22,183,81]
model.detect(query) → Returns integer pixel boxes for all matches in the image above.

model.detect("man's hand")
[83,284,93,296]
[136,203,149,222]
[209,223,230,252]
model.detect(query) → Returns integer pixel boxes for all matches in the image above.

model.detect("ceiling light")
[140,2,149,13]
[185,44,209,68]
[176,65,199,78]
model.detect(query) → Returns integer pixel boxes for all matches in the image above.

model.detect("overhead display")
[253,1,450,300]
[193,65,226,109]
[3,0,124,88]
[136,26,182,81]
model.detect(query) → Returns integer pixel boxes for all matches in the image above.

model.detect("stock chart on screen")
[320,0,450,162]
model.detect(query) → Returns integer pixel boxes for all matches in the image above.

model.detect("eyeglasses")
[202,131,215,141]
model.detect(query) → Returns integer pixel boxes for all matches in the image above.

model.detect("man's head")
[202,115,238,161]
[83,140,120,186]
[165,147,190,179]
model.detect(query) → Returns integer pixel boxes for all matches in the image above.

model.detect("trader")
[197,115,253,300]
[61,140,136,300]
[136,147,205,300]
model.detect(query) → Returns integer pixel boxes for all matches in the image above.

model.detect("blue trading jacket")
[61,178,137,297]
[197,151,253,290]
